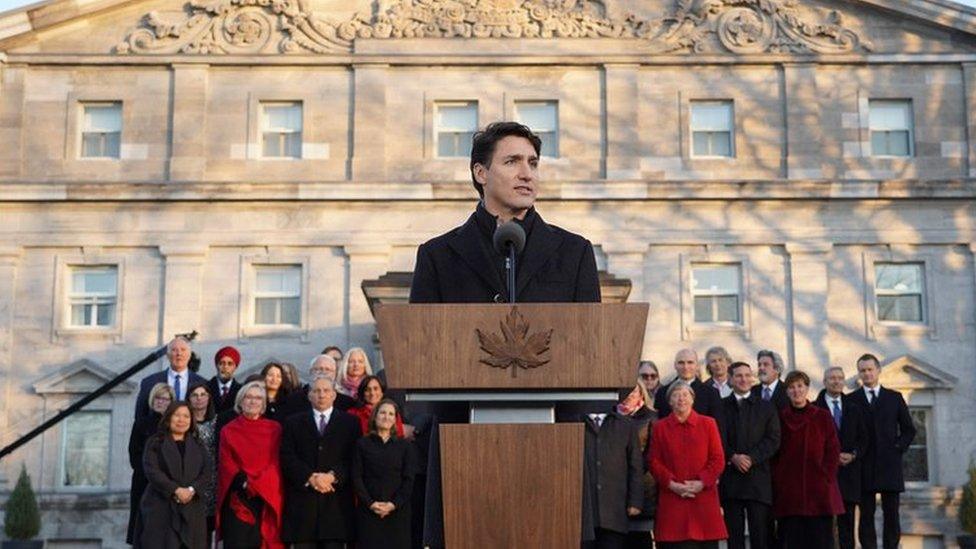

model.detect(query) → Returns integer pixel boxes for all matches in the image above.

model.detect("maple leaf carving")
[475,307,553,377]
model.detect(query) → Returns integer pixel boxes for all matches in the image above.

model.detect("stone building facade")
[1,0,976,545]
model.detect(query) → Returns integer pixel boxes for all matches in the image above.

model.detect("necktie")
[762,387,772,401]
[318,413,327,435]
[869,389,877,405]
[590,414,604,428]
[221,385,228,400]
[831,399,842,430]
[174,374,182,401]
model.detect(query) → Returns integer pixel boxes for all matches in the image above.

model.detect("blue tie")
[831,399,842,430]
[174,374,182,401]
[762,387,772,401]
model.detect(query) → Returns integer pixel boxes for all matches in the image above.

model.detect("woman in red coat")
[347,375,405,437]
[649,380,728,548]
[772,371,844,549]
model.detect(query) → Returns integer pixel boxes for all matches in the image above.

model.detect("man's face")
[217,356,238,381]
[167,339,191,372]
[673,350,699,381]
[474,135,539,218]
[757,356,778,384]
[731,365,754,394]
[309,378,337,412]
[706,353,730,380]
[310,357,337,380]
[858,360,880,388]
[825,369,846,396]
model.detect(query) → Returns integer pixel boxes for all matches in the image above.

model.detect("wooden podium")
[376,303,648,548]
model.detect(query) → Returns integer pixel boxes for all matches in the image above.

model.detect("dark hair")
[157,401,196,438]
[728,361,752,375]
[367,399,401,438]
[469,121,542,197]
[260,362,292,400]
[322,345,343,358]
[356,375,386,405]
[186,380,216,423]
[856,353,881,368]
[187,351,201,373]
[784,370,810,387]
[243,373,264,384]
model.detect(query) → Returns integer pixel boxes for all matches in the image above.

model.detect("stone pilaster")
[782,63,824,179]
[343,245,392,352]
[963,64,976,177]
[168,63,210,181]
[350,64,389,180]
[601,242,648,302]
[603,64,640,179]
[158,245,208,343]
[0,246,21,483]
[0,62,24,177]
[785,242,832,383]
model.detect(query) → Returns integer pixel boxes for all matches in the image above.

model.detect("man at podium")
[409,121,601,304]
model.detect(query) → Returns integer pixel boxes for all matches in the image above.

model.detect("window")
[691,264,741,323]
[904,407,930,483]
[435,101,477,157]
[869,100,913,157]
[875,263,924,322]
[68,266,118,328]
[80,102,121,159]
[254,265,301,326]
[690,101,734,158]
[61,411,110,488]
[515,101,558,157]
[261,102,302,158]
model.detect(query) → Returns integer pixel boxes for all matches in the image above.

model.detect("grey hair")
[167,336,192,351]
[757,350,785,373]
[823,366,845,382]
[309,354,337,372]
[705,346,732,363]
[308,373,337,388]
[638,360,658,374]
[666,380,696,403]
[234,380,267,415]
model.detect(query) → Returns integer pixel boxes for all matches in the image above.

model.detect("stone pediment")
[32,358,137,395]
[877,354,958,391]
[112,0,873,55]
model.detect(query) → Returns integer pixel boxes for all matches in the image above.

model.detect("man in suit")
[409,121,600,304]
[280,375,361,549]
[720,361,780,549]
[206,345,243,414]
[134,336,205,419]
[848,353,916,549]
[750,349,789,410]
[814,366,868,549]
[705,346,734,398]
[654,349,724,438]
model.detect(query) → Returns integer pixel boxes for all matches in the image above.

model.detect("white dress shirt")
[167,368,187,400]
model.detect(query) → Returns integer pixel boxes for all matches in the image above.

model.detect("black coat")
[137,435,211,549]
[814,390,869,502]
[409,206,601,303]
[750,380,790,411]
[127,412,161,544]
[206,377,242,414]
[353,435,417,549]
[719,393,781,505]
[279,409,361,543]
[135,370,206,419]
[654,378,726,448]
[581,411,643,539]
[847,386,916,493]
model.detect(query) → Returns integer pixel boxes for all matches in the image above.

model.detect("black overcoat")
[137,434,211,549]
[580,411,644,539]
[719,393,781,505]
[814,390,869,502]
[279,409,361,543]
[750,380,790,411]
[206,376,242,414]
[409,208,601,303]
[847,386,916,493]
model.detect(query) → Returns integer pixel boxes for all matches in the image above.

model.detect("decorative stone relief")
[115,0,872,55]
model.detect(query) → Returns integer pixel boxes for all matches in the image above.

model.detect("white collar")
[827,394,843,406]
[863,384,880,394]
[734,392,750,401]
[314,407,334,421]
[763,379,779,392]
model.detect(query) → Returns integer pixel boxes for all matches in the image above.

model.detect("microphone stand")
[505,243,517,303]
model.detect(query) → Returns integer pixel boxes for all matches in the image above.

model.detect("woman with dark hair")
[187,381,217,547]
[348,375,405,437]
[137,401,211,549]
[352,399,417,549]
[618,375,658,549]
[260,362,292,422]
[216,381,284,549]
[127,382,174,545]
[772,371,844,549]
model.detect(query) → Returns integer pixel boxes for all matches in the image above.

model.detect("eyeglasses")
[639,374,658,380]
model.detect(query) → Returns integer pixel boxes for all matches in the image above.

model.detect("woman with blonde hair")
[336,347,374,398]
[127,382,175,545]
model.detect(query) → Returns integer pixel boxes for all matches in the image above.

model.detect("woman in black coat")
[352,399,417,549]
[127,382,174,545]
[137,401,211,549]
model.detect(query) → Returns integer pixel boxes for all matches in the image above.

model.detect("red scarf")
[340,374,363,397]
[349,404,405,437]
[216,415,284,549]
[616,384,646,416]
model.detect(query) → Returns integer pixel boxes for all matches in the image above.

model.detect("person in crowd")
[336,347,373,399]
[637,361,660,412]
[280,375,361,548]
[217,381,285,549]
[751,350,789,410]
[348,375,406,437]
[137,401,211,549]
[720,362,780,549]
[135,337,206,419]
[207,346,242,414]
[617,376,657,549]
[814,366,868,549]
[848,353,916,549]
[649,381,727,549]
[704,347,733,398]
[127,382,174,545]
[280,362,302,399]
[654,349,724,441]
[771,371,844,549]
[261,362,293,422]
[188,380,218,547]
[352,399,417,549]
[322,345,343,365]
[295,355,355,412]
[581,388,643,549]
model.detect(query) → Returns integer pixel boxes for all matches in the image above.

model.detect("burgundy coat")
[771,404,845,517]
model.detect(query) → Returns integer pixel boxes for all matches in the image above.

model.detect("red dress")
[648,410,728,542]
[772,404,845,517]
[348,404,405,437]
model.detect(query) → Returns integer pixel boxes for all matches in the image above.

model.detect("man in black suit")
[814,366,868,549]
[409,121,600,304]
[849,353,916,549]
[720,361,780,549]
[134,336,205,419]
[750,349,789,410]
[206,346,243,414]
[280,375,361,549]
[654,349,724,438]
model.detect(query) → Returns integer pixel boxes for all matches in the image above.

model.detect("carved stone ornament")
[115,0,872,55]
[475,307,552,377]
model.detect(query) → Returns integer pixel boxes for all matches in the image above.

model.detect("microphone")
[493,221,526,256]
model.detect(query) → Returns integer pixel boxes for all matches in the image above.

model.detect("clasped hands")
[668,479,704,499]
[308,471,337,494]
[730,454,753,473]
[172,487,194,504]
[369,501,396,518]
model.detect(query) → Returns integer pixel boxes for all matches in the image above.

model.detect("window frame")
[66,265,119,329]
[903,405,933,486]
[78,101,123,160]
[433,100,479,159]
[862,251,936,341]
[514,100,559,158]
[239,253,311,341]
[679,252,753,340]
[58,410,112,491]
[252,264,303,327]
[867,99,915,158]
[689,100,736,159]
[53,253,126,342]
[259,101,304,160]
[873,262,925,324]
[690,263,742,324]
